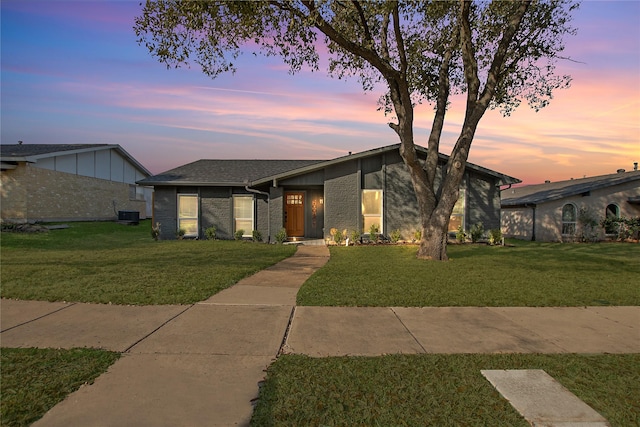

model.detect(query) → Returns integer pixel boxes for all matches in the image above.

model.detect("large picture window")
[233,196,254,237]
[449,189,466,232]
[177,194,198,237]
[562,203,577,235]
[362,189,383,233]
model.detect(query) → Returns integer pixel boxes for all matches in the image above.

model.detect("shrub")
[369,223,380,243]
[601,216,640,240]
[151,222,161,241]
[390,229,402,244]
[578,207,600,242]
[330,227,343,245]
[252,230,262,242]
[488,228,503,246]
[470,223,484,243]
[204,225,216,240]
[275,228,288,244]
[176,228,186,240]
[349,229,361,245]
[234,229,244,241]
[456,225,466,243]
[413,229,422,242]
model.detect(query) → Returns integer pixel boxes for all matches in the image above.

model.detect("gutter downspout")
[245,185,271,243]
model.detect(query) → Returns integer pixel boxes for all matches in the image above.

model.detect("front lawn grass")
[297,243,640,306]
[0,220,296,305]
[0,347,120,427]
[251,353,640,427]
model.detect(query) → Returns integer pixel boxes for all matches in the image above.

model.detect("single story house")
[501,167,640,241]
[138,144,520,242]
[1,144,153,223]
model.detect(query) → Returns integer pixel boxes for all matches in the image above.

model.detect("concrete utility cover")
[481,369,609,427]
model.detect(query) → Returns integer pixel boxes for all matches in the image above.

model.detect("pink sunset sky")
[1,1,638,185]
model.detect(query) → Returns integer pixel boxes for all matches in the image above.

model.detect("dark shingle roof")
[139,144,521,187]
[502,170,640,207]
[137,159,324,186]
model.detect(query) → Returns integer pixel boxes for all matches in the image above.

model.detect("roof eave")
[136,180,249,187]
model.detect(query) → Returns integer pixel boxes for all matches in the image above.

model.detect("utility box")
[118,210,140,224]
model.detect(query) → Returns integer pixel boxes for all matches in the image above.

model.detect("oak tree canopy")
[135,0,578,260]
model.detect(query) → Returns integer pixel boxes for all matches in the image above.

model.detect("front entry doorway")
[285,192,305,238]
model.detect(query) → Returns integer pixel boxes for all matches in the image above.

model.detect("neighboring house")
[1,144,153,223]
[138,144,519,242]
[501,168,640,242]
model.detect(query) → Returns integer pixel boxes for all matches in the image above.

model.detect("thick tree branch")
[392,4,408,75]
[298,0,397,80]
[459,0,480,111]
[380,11,391,62]
[352,1,374,45]
[478,1,530,109]
[426,22,459,189]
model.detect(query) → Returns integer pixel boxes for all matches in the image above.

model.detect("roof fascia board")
[113,145,152,176]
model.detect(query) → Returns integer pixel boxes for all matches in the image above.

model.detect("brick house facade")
[139,144,519,242]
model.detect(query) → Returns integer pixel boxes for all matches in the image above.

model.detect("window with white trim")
[561,203,577,235]
[362,189,382,233]
[177,194,198,237]
[448,188,466,232]
[233,195,254,237]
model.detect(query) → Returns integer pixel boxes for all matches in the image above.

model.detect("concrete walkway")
[1,244,639,426]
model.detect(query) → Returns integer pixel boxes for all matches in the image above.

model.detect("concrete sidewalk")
[1,245,330,427]
[283,306,640,356]
[1,243,639,426]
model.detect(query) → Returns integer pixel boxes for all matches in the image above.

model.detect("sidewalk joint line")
[0,302,77,333]
[277,306,297,357]
[391,307,427,354]
[123,304,195,353]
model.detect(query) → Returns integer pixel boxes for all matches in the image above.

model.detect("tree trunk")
[417,220,449,260]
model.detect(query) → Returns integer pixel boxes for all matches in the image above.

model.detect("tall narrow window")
[449,188,466,232]
[233,195,254,237]
[605,204,620,234]
[562,204,577,235]
[177,194,198,237]
[362,189,383,233]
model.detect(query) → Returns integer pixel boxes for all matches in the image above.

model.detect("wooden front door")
[285,192,305,237]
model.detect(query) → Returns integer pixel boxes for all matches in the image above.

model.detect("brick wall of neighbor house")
[467,172,501,231]
[1,165,28,222]
[324,159,359,238]
[502,179,640,242]
[154,186,178,240]
[1,163,146,223]
[200,187,232,240]
[501,206,535,240]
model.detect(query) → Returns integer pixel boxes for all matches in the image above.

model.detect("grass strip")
[297,243,640,306]
[0,347,120,427]
[1,221,296,305]
[251,353,640,427]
